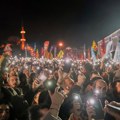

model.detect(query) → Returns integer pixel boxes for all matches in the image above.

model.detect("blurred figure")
[104,101,120,120]
[0,100,10,120]
[68,94,87,120]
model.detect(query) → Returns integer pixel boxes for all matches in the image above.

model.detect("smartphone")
[107,104,120,113]
[88,98,104,119]
[44,79,57,93]
[38,72,47,81]
[63,61,71,73]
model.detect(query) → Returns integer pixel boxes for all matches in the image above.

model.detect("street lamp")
[59,42,63,47]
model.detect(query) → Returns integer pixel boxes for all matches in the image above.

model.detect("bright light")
[89,98,95,105]
[47,81,52,86]
[95,89,100,94]
[5,67,9,71]
[24,65,28,69]
[49,70,52,74]
[12,62,15,65]
[37,66,40,70]
[71,63,74,66]
[59,42,63,47]
[65,58,70,63]
[74,95,79,100]
[39,73,47,81]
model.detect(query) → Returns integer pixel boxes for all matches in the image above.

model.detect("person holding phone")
[86,79,108,120]
[104,101,120,120]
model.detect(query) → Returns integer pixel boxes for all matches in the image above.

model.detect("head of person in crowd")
[111,77,120,100]
[23,68,30,78]
[29,104,49,120]
[76,73,86,87]
[31,66,36,73]
[19,73,28,86]
[93,79,108,98]
[29,73,36,86]
[0,99,10,120]
[90,70,102,81]
[7,75,20,88]
[101,72,109,84]
[61,76,74,92]
[69,93,86,120]
[83,63,93,76]
[38,90,52,109]
[1,72,8,85]
[13,67,18,74]
[8,71,16,77]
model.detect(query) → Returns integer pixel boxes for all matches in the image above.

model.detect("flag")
[44,41,50,58]
[113,41,120,62]
[50,46,54,53]
[36,49,39,58]
[44,41,50,51]
[80,53,84,60]
[49,52,53,59]
[34,43,36,51]
[87,48,91,60]
[57,50,64,59]
[83,44,86,60]
[105,40,112,59]
[91,47,96,62]
[92,40,98,52]
[41,47,44,56]
[54,46,57,58]
[100,39,106,57]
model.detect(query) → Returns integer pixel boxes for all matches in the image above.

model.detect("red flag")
[100,39,106,57]
[41,47,44,56]
[44,41,50,51]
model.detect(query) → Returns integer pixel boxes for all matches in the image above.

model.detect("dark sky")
[1,0,120,48]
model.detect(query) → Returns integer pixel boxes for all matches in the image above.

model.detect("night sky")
[1,0,120,48]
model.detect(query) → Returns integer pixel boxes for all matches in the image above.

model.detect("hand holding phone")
[87,98,104,119]
[105,103,120,120]
[107,104,120,113]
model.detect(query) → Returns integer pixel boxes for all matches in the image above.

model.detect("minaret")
[20,26,26,50]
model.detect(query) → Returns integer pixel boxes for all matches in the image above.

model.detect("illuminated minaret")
[20,26,26,50]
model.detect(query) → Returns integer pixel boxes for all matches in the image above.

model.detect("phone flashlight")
[12,62,15,65]
[95,89,100,94]
[24,65,28,69]
[47,81,52,86]
[49,70,52,74]
[65,58,70,63]
[71,63,74,66]
[39,73,47,81]
[89,98,95,105]
[74,94,80,100]
[5,67,9,71]
[37,66,40,70]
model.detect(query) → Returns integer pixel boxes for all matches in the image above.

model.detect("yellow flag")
[57,50,64,59]
[92,40,98,51]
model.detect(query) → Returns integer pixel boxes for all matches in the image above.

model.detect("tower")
[20,26,26,50]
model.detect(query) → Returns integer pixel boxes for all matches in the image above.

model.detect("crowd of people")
[0,54,120,120]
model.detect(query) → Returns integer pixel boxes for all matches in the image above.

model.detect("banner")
[113,41,120,62]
